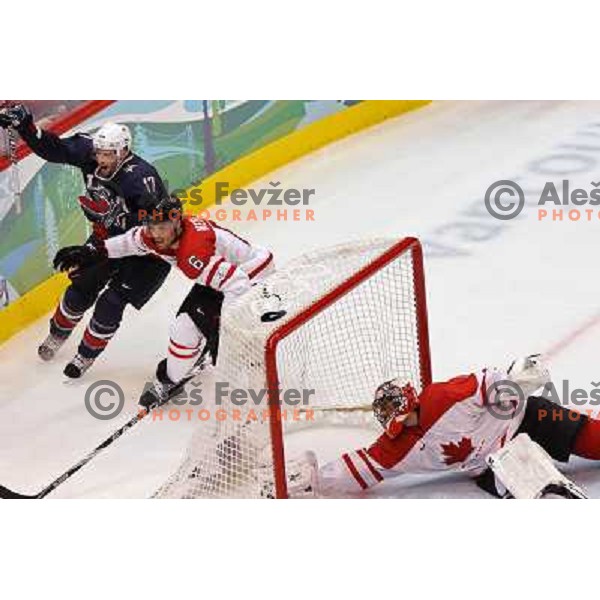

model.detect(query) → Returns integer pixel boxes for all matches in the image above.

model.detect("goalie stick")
[298,404,372,414]
[0,102,22,215]
[0,351,210,499]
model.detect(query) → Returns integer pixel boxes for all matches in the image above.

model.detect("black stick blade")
[0,485,37,499]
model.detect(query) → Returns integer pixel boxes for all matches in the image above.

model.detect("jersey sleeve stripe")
[248,252,274,280]
[219,264,238,289]
[479,369,488,406]
[342,453,369,490]
[212,222,251,246]
[205,257,225,287]
[356,449,384,482]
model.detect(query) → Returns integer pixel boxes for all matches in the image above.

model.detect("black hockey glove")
[0,103,35,133]
[53,243,108,273]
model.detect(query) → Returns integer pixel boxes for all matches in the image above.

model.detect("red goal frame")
[264,237,431,498]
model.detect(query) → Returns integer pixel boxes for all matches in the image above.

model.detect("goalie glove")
[53,242,108,273]
[507,354,551,399]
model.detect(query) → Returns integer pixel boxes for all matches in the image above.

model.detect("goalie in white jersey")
[53,195,275,407]
[310,356,600,498]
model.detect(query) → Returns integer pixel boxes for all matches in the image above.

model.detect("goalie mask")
[372,378,419,429]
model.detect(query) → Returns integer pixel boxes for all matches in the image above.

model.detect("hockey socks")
[573,418,600,460]
[49,297,85,339]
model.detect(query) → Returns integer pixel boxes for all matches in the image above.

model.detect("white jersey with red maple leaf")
[104,215,274,383]
[104,215,274,296]
[318,369,526,495]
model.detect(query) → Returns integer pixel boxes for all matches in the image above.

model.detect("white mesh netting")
[154,238,429,498]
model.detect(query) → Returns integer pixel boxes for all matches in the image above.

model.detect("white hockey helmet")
[92,122,132,156]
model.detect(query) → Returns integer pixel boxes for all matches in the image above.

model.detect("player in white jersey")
[312,356,600,498]
[53,196,275,407]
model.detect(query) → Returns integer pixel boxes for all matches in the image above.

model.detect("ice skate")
[37,333,68,362]
[63,353,95,379]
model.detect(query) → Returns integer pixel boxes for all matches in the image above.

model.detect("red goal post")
[154,237,431,499]
[265,237,431,498]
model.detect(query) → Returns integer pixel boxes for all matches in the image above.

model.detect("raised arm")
[0,103,92,168]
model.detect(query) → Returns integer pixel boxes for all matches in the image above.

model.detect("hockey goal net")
[154,237,431,498]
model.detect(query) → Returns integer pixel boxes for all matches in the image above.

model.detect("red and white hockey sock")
[166,313,204,383]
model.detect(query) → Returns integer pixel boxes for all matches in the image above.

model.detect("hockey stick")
[299,404,372,414]
[6,125,21,215]
[0,352,211,499]
[0,102,22,214]
[0,276,8,307]
[0,408,150,499]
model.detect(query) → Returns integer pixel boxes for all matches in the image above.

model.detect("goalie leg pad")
[486,434,588,499]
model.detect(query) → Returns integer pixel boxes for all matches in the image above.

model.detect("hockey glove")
[78,181,128,228]
[53,243,108,273]
[507,354,551,399]
[0,104,35,133]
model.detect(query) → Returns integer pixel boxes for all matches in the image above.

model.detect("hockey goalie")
[295,355,600,499]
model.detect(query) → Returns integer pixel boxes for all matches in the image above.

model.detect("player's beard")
[95,152,123,178]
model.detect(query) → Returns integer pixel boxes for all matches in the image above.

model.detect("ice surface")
[2,101,600,498]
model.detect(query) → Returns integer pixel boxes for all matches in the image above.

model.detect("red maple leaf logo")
[441,437,474,466]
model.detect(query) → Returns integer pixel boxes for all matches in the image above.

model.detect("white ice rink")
[2,100,600,498]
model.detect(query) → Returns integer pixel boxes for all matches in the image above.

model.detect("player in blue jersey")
[0,104,171,378]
